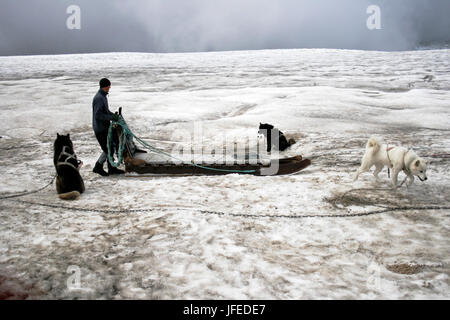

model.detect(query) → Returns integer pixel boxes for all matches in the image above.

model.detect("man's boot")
[93,162,109,176]
[108,162,125,175]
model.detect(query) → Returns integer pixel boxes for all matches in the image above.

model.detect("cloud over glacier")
[1,0,450,55]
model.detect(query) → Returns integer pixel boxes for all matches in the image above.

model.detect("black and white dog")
[258,123,296,153]
[53,133,85,200]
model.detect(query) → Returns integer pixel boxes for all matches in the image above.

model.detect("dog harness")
[386,145,412,178]
[402,149,413,175]
[57,146,81,171]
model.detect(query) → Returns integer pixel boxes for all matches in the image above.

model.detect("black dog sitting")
[258,123,296,152]
[54,133,85,200]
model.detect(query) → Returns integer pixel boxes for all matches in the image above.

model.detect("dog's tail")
[288,138,296,146]
[366,137,381,155]
[58,191,81,200]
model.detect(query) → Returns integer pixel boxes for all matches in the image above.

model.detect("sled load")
[108,109,311,177]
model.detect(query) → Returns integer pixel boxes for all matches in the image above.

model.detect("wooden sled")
[125,155,311,176]
[114,109,311,176]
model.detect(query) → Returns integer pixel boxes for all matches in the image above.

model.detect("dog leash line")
[0,175,56,200]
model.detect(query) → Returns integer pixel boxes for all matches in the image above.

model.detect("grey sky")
[1,0,449,56]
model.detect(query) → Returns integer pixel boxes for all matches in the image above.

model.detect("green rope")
[106,119,127,167]
[107,116,257,174]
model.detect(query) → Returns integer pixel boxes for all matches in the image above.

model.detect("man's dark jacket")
[92,89,114,133]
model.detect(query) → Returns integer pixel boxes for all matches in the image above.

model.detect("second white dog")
[354,137,428,189]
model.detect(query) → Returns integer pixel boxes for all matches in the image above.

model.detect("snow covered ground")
[0,49,449,299]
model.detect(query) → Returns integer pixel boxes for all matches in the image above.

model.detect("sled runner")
[110,109,311,176]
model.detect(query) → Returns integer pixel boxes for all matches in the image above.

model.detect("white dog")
[354,137,428,189]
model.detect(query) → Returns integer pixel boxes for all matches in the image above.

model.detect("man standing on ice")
[92,78,125,176]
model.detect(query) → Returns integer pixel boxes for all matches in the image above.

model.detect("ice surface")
[0,49,449,299]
